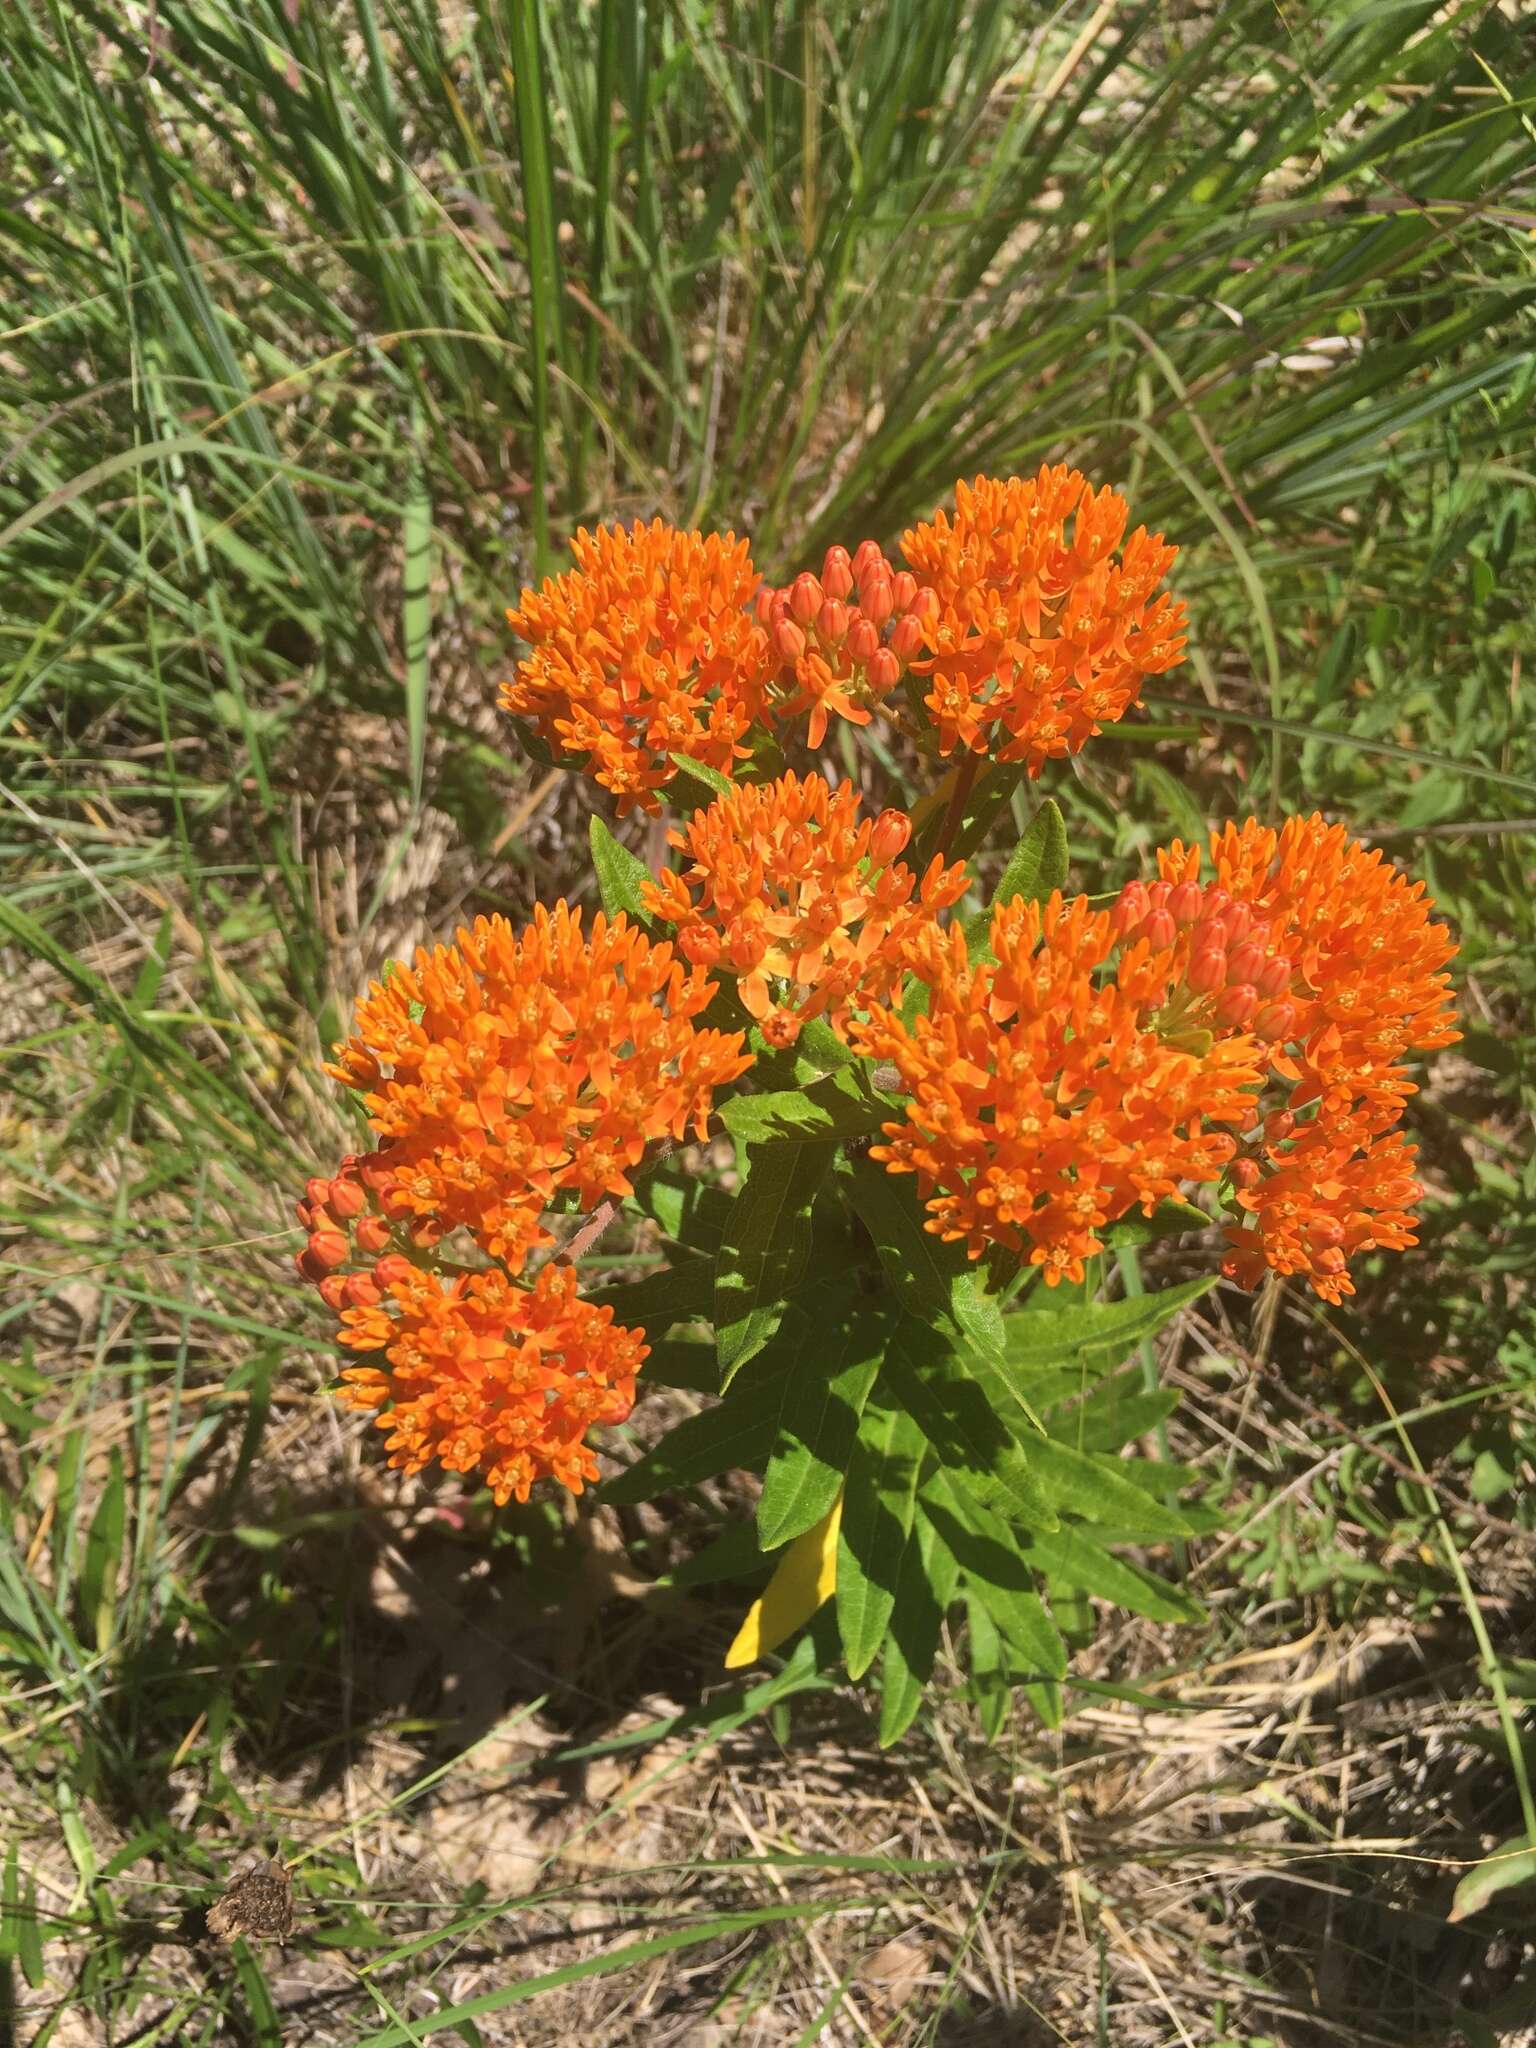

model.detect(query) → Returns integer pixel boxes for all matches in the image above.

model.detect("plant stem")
[935,751,980,860]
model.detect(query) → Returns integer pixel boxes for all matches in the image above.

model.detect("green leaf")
[1102,1198,1212,1251]
[1002,1276,1215,1375]
[589,814,653,922]
[1044,1366,1182,1453]
[1024,1438,1190,1537]
[842,1156,1007,1367]
[721,1067,889,1149]
[587,1256,715,1333]
[667,751,735,807]
[1448,1837,1536,1922]
[877,1501,960,1748]
[1022,1526,1203,1626]
[638,1340,721,1394]
[401,420,432,809]
[963,797,1069,958]
[966,1591,1010,1740]
[600,1339,799,1506]
[837,1404,928,1681]
[880,1316,1057,1531]
[79,1448,125,1652]
[757,1298,888,1550]
[927,1480,1066,1681]
[716,1141,837,1384]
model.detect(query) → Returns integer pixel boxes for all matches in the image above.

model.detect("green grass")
[3,0,1536,2039]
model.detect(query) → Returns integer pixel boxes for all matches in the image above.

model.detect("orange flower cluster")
[757,543,936,748]
[503,520,774,813]
[326,903,751,1271]
[899,468,1188,768]
[642,773,967,1046]
[1154,814,1459,1302]
[338,1260,647,1505]
[852,890,1265,1286]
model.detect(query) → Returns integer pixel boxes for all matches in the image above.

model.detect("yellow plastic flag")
[724,1492,843,1670]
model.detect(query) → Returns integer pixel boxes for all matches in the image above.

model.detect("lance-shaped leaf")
[877,1502,960,1747]
[721,1066,890,1150]
[843,1157,1007,1371]
[925,1476,1067,1683]
[756,1295,889,1550]
[716,1140,838,1384]
[1021,1525,1204,1626]
[837,1403,927,1681]
[880,1314,1057,1531]
[1002,1275,1215,1375]
[963,798,1069,959]
[589,814,654,922]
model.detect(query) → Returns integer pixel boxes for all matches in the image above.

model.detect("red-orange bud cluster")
[758,544,937,748]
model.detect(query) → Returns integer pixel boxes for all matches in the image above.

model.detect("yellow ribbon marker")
[724,1491,844,1669]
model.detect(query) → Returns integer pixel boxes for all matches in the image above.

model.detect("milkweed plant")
[294,469,1458,1740]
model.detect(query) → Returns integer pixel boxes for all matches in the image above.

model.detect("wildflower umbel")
[853,890,1265,1285]
[503,520,774,813]
[899,468,1188,767]
[338,1261,647,1505]
[326,904,752,1272]
[643,773,967,1046]
[1154,814,1459,1302]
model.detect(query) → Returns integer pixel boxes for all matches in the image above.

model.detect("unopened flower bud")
[318,1274,348,1312]
[887,612,924,661]
[821,545,854,600]
[852,538,885,581]
[1227,941,1267,986]
[1187,945,1228,994]
[307,1228,349,1272]
[817,598,849,644]
[1222,903,1253,945]
[1255,954,1292,999]
[343,1272,383,1309]
[1216,983,1259,1027]
[860,574,894,625]
[1146,879,1172,910]
[295,1199,316,1229]
[1314,1246,1348,1276]
[890,570,919,611]
[1111,881,1150,934]
[1306,1216,1345,1250]
[1168,881,1203,926]
[789,572,822,624]
[847,617,881,663]
[327,1174,367,1220]
[1143,909,1176,952]
[355,1214,392,1253]
[869,809,912,866]
[1254,999,1295,1042]
[306,1176,332,1211]
[374,1253,415,1289]
[357,1155,395,1194]
[755,586,779,624]
[773,619,806,663]
[1201,888,1231,924]
[1229,1158,1262,1191]
[1264,1110,1296,1144]
[866,648,901,695]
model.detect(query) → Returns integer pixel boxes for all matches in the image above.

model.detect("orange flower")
[853,890,1264,1285]
[503,520,775,813]
[757,543,935,748]
[642,772,967,1043]
[338,1260,646,1504]
[899,469,1187,767]
[1150,814,1458,1303]
[327,904,752,1271]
